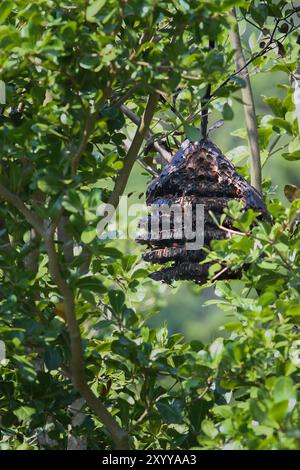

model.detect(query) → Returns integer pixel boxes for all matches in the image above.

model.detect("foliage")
[0,0,300,450]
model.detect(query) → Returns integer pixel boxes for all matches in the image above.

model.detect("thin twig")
[137,159,159,177]
[148,23,300,146]
[218,225,246,236]
[211,266,230,282]
[107,92,160,211]
[120,104,172,163]
[201,39,214,138]
[229,8,262,194]
[262,135,281,168]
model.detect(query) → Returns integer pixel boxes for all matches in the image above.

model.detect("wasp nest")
[136,138,270,283]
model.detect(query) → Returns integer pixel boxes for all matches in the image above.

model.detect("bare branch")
[111,85,139,108]
[137,159,159,177]
[108,92,160,210]
[229,8,262,194]
[120,104,172,163]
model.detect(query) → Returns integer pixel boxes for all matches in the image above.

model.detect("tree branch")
[120,104,172,163]
[44,233,129,449]
[0,183,45,236]
[137,158,159,177]
[201,40,214,138]
[0,181,129,449]
[108,92,160,210]
[229,8,262,194]
[150,20,300,147]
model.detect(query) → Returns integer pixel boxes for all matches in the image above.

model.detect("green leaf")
[79,54,100,70]
[0,1,13,24]
[249,399,267,424]
[37,172,64,195]
[183,124,202,141]
[81,226,96,244]
[212,405,232,419]
[269,400,289,423]
[76,276,106,294]
[282,151,300,161]
[231,75,246,88]
[273,377,296,403]
[249,2,268,26]
[269,62,297,73]
[131,268,149,279]
[263,96,286,118]
[156,401,183,424]
[231,127,247,140]
[201,419,218,438]
[286,304,300,316]
[209,337,224,367]
[86,0,106,22]
[62,190,82,214]
[121,255,137,272]
[14,356,38,382]
[13,406,35,422]
[108,289,125,313]
[269,118,293,135]
[258,126,272,150]
[44,347,62,371]
[94,319,114,329]
[222,103,234,120]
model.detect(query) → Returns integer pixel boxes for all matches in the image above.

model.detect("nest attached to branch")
[136,138,270,284]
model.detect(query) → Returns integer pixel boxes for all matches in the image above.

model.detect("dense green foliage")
[0,0,300,450]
